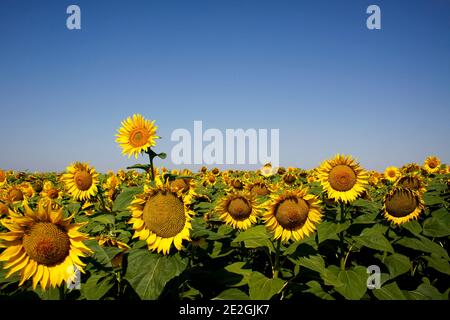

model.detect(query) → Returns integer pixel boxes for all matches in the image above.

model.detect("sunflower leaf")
[333,266,368,300]
[372,282,406,300]
[124,249,187,300]
[213,288,250,300]
[380,253,411,279]
[422,210,450,238]
[231,225,273,252]
[248,272,286,300]
[112,186,144,212]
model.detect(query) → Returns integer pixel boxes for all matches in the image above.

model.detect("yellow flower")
[384,166,401,182]
[0,169,7,187]
[423,156,441,174]
[316,154,369,203]
[0,203,92,290]
[116,114,159,158]
[263,187,322,242]
[260,163,275,177]
[383,187,424,225]
[395,172,427,195]
[61,162,99,201]
[128,176,194,255]
[216,191,261,230]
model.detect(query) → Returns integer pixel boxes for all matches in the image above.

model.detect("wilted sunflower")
[395,173,427,195]
[0,203,92,290]
[384,166,401,183]
[2,185,27,205]
[401,163,421,174]
[116,114,159,159]
[317,154,369,203]
[216,191,261,230]
[423,156,441,174]
[245,179,272,197]
[61,162,99,201]
[128,177,194,255]
[383,187,424,225]
[263,187,322,242]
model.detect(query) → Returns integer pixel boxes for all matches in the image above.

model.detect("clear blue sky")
[1,0,449,173]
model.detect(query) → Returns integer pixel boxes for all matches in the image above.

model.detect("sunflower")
[245,179,273,197]
[97,235,130,250]
[260,163,275,177]
[169,173,197,199]
[61,162,99,201]
[0,203,10,216]
[0,203,92,290]
[395,173,427,195]
[128,177,194,255]
[103,174,121,202]
[201,171,218,187]
[216,191,261,230]
[227,178,246,191]
[383,187,424,225]
[316,154,369,203]
[384,166,401,182]
[281,168,298,186]
[401,163,421,174]
[116,114,159,159]
[368,171,382,186]
[423,156,441,174]
[0,169,7,187]
[41,181,63,202]
[262,187,322,242]
[2,185,27,205]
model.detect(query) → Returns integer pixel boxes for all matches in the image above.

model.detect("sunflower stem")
[273,239,282,278]
[339,202,347,270]
[147,149,155,181]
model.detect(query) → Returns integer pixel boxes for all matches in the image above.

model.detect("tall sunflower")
[423,156,441,174]
[216,191,261,230]
[116,114,159,158]
[128,177,194,255]
[316,154,369,203]
[263,187,322,242]
[61,162,99,201]
[383,187,424,225]
[384,166,401,182]
[0,203,92,290]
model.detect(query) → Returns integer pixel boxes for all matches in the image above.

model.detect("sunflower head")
[262,187,322,242]
[245,179,272,197]
[316,154,369,203]
[0,203,9,216]
[216,191,261,230]
[395,173,426,195]
[0,203,92,290]
[384,166,401,183]
[423,156,441,174]
[128,177,194,255]
[116,114,159,159]
[383,187,424,225]
[260,163,275,177]
[61,162,99,201]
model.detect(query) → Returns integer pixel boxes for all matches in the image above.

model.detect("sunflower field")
[0,114,449,301]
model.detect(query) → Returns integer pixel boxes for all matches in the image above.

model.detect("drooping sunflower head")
[128,177,194,255]
[3,185,26,204]
[263,187,322,242]
[384,166,401,183]
[316,154,369,203]
[383,187,424,225]
[116,114,159,159]
[0,203,92,290]
[61,162,99,201]
[395,173,427,195]
[216,191,261,230]
[423,156,441,174]
[245,179,273,197]
[281,170,298,185]
[401,163,421,174]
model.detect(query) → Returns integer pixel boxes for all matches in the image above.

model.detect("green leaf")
[232,225,273,251]
[91,214,115,225]
[112,186,144,212]
[35,287,61,300]
[423,255,450,275]
[406,282,448,300]
[402,220,422,236]
[334,266,368,300]
[422,210,450,238]
[224,262,252,287]
[213,288,250,300]
[209,242,234,259]
[317,221,350,243]
[248,272,286,300]
[372,282,406,300]
[124,249,187,300]
[382,253,411,279]
[396,236,448,259]
[86,240,113,268]
[423,193,446,206]
[322,265,343,287]
[82,274,115,300]
[296,255,326,274]
[305,281,335,300]
[354,234,394,253]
